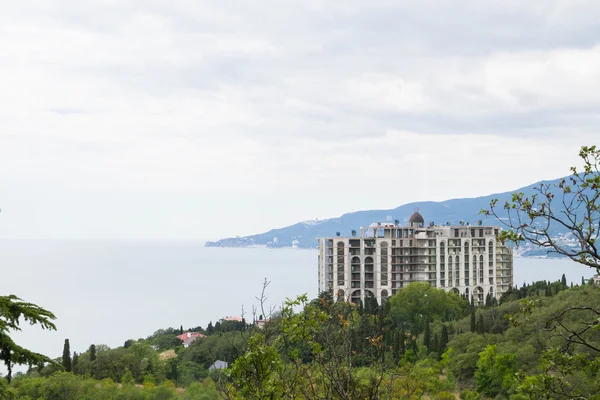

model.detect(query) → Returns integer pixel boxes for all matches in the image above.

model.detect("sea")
[0,239,595,368]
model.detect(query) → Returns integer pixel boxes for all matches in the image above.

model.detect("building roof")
[209,360,229,370]
[177,332,206,341]
[408,210,424,224]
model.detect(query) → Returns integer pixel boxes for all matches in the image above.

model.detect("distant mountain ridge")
[205,176,578,257]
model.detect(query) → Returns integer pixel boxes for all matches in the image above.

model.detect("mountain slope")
[205,176,578,256]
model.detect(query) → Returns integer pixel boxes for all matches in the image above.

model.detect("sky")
[1,1,599,240]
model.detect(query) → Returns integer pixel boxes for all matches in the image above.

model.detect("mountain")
[205,175,581,257]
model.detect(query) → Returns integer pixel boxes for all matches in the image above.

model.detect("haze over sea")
[2,240,595,364]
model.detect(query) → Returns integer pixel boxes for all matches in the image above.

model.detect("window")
[337,242,345,286]
[381,242,389,286]
[479,255,484,284]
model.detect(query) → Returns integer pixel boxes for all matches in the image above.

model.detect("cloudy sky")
[1,1,599,240]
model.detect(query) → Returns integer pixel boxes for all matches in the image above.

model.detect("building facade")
[317,211,513,306]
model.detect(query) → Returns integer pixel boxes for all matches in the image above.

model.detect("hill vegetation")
[1,277,599,399]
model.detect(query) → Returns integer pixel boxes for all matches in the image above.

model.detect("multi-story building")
[317,211,513,306]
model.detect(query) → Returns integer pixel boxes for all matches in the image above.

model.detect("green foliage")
[122,370,135,386]
[62,338,72,372]
[388,282,467,331]
[0,295,58,382]
[475,345,516,397]
[89,344,97,362]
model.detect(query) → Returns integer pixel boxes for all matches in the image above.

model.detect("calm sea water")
[0,240,595,367]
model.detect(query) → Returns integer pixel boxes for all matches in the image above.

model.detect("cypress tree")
[440,324,449,352]
[72,352,78,373]
[179,325,183,335]
[477,313,485,334]
[432,334,439,354]
[89,344,96,362]
[582,276,585,286]
[470,308,476,333]
[398,328,405,355]
[206,322,214,334]
[423,317,431,352]
[392,331,400,363]
[561,274,567,287]
[62,339,72,372]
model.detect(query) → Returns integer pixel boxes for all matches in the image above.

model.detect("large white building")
[317,211,513,306]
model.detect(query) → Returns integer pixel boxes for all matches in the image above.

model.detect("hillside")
[205,175,579,257]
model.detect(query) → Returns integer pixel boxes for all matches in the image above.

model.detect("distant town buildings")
[317,210,513,306]
[593,275,600,286]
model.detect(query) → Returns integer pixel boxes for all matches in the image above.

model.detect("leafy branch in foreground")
[0,295,58,383]
[481,145,600,273]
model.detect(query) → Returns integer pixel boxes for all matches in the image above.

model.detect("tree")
[206,322,214,335]
[470,308,476,333]
[72,352,79,372]
[440,325,449,353]
[0,295,57,382]
[423,316,431,352]
[62,339,72,372]
[399,328,406,355]
[561,274,567,287]
[482,145,600,272]
[475,345,516,398]
[482,145,600,355]
[179,325,184,335]
[388,282,466,330]
[89,344,96,362]
[476,313,485,334]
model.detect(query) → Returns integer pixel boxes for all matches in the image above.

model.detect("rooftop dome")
[408,210,424,224]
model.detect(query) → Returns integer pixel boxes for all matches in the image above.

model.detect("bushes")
[8,372,218,400]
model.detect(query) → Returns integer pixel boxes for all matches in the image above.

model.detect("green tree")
[388,282,466,331]
[476,313,485,334]
[72,352,78,372]
[423,316,431,352]
[89,344,96,362]
[62,339,72,372]
[440,325,449,353]
[475,345,516,398]
[432,334,439,354]
[561,274,567,287]
[0,295,57,383]
[470,308,476,333]
[122,370,135,386]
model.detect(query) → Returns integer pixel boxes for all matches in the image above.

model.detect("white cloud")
[0,1,599,239]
